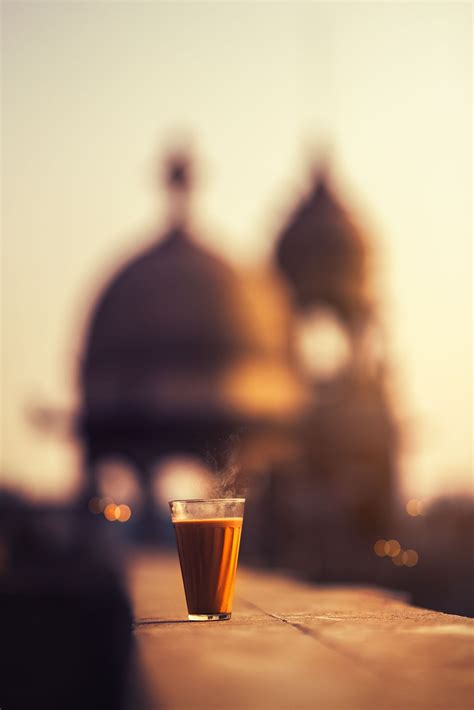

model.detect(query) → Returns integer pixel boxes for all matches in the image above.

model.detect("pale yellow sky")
[1,1,472,501]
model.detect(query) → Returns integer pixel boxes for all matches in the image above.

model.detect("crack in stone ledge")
[241,599,384,681]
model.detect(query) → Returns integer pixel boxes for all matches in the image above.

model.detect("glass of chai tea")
[169,498,245,621]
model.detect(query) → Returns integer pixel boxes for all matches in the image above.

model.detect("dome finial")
[160,141,196,232]
[164,149,194,193]
[308,144,333,191]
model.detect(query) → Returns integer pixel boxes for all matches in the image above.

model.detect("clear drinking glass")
[169,498,245,621]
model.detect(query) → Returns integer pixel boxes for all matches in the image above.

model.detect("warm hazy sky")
[1,1,472,500]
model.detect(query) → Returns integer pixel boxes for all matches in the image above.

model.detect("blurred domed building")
[276,174,371,325]
[77,147,398,569]
[269,169,398,580]
[79,151,303,534]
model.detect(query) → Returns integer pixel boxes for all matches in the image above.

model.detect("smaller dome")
[275,176,371,324]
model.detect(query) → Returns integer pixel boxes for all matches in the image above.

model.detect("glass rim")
[169,498,245,504]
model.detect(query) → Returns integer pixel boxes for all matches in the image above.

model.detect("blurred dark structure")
[405,496,474,617]
[79,151,303,536]
[76,147,398,578]
[265,171,398,580]
[0,491,138,710]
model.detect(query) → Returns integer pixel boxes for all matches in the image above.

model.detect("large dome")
[275,177,371,324]
[84,229,251,370]
[81,228,303,422]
